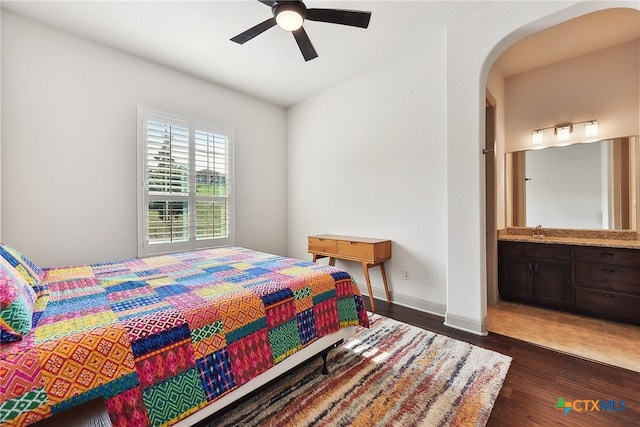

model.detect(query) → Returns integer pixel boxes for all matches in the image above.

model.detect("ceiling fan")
[230,0,372,61]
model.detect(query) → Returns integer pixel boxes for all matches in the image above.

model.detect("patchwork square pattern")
[296,309,317,345]
[36,324,136,407]
[268,320,302,363]
[227,329,273,386]
[1,246,368,426]
[105,386,149,427]
[142,368,206,426]
[196,348,235,401]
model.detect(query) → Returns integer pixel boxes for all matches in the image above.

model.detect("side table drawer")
[308,237,338,253]
[337,240,391,262]
[338,240,374,260]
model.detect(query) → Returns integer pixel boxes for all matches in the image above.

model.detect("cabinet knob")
[600,292,615,298]
[601,268,616,274]
[600,251,614,257]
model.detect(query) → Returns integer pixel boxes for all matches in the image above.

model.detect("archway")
[444,1,639,336]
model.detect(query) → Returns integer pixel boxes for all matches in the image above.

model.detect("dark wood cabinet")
[499,241,640,326]
[533,260,573,309]
[499,256,533,302]
[498,241,572,310]
[574,246,640,325]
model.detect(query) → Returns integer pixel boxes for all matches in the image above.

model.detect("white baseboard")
[362,286,487,336]
[362,286,446,317]
[444,312,487,336]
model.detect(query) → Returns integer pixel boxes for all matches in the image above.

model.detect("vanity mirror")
[506,136,639,230]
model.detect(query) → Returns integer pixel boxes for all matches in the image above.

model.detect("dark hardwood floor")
[364,299,640,427]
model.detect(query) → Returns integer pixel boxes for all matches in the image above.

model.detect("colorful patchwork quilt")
[0,247,369,426]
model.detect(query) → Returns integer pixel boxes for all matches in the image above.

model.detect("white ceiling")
[2,1,639,107]
[494,7,640,77]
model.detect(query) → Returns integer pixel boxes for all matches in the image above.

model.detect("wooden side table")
[308,234,391,312]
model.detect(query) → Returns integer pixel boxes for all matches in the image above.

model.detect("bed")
[0,245,369,426]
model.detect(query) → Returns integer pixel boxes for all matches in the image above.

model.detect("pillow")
[0,257,37,343]
[0,244,44,286]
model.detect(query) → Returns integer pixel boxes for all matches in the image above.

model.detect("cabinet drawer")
[308,237,337,253]
[337,240,375,260]
[336,240,391,262]
[575,262,640,296]
[575,288,640,325]
[498,241,571,261]
[574,246,640,266]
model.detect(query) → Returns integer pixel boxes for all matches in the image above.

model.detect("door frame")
[485,92,498,305]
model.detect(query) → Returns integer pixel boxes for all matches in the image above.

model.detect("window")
[138,109,234,256]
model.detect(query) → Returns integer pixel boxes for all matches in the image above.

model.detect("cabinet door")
[533,260,572,310]
[498,256,533,303]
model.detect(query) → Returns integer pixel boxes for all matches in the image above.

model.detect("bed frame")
[33,327,355,427]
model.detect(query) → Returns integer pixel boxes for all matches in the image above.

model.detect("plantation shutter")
[195,130,230,241]
[138,110,234,256]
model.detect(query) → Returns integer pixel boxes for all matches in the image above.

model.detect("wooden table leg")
[379,262,391,302]
[362,261,376,312]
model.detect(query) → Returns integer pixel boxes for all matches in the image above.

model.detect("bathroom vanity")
[498,228,640,325]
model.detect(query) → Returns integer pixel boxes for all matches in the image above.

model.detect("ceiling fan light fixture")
[275,4,304,31]
[231,0,372,61]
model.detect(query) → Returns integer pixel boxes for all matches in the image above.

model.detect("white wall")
[287,37,448,315]
[1,11,288,267]
[0,8,3,243]
[505,39,639,152]
[288,1,638,334]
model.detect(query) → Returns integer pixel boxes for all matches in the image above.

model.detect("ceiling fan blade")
[257,0,276,6]
[306,8,371,28]
[230,17,277,44]
[292,27,318,61]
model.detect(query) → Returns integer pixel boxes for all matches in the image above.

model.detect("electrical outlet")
[429,273,437,286]
[403,271,410,280]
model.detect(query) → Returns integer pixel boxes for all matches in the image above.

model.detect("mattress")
[0,246,369,426]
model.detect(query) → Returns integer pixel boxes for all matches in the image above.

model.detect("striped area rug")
[205,313,511,427]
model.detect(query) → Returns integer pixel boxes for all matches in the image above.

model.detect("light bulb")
[532,130,543,145]
[556,125,571,141]
[276,10,303,31]
[584,121,599,138]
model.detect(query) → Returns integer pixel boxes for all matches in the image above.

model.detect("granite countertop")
[498,227,640,249]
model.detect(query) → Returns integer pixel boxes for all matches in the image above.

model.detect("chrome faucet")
[533,225,544,237]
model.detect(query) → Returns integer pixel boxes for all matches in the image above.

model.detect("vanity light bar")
[530,119,598,145]
[555,124,572,141]
[532,130,544,144]
[584,120,599,138]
